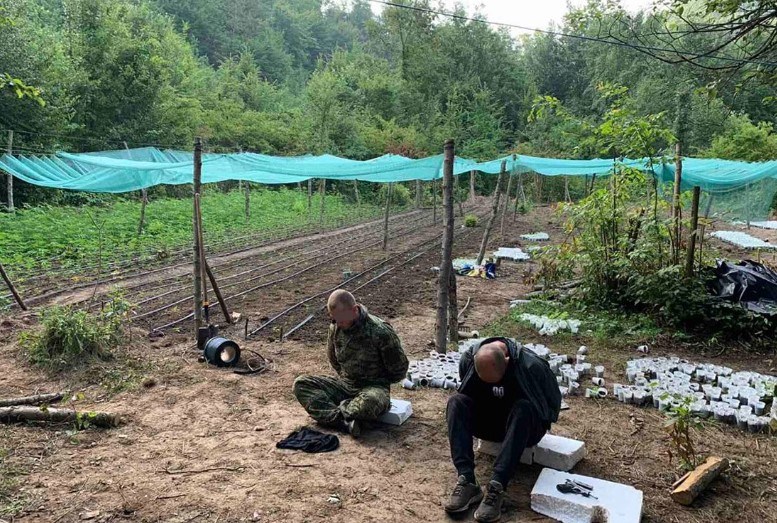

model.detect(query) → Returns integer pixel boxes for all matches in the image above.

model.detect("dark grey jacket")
[458,337,561,427]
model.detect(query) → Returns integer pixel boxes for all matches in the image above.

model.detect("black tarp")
[710,260,777,314]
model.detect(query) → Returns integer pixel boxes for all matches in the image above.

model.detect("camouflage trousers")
[293,375,391,424]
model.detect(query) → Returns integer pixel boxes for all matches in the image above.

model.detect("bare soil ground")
[1,204,775,523]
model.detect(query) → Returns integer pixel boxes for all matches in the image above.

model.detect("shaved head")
[474,341,510,384]
[327,290,359,329]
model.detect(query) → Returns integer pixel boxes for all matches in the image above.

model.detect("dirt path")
[1,206,776,523]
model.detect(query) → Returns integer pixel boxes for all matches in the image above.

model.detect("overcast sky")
[370,0,655,36]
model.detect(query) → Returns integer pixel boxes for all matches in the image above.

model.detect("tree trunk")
[436,140,455,353]
[469,170,476,200]
[476,162,506,266]
[382,183,392,251]
[0,406,120,428]
[192,137,203,331]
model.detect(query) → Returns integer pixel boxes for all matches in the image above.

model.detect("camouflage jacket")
[327,305,408,388]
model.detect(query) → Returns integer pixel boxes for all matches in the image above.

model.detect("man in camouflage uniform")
[293,290,408,437]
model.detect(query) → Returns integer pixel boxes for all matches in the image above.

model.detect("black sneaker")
[474,480,505,522]
[444,475,483,514]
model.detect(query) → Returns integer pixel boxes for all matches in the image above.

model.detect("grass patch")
[0,188,384,275]
[20,295,132,371]
[0,437,28,518]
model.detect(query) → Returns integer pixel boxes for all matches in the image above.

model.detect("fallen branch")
[457,297,472,321]
[0,392,65,407]
[0,406,120,428]
[163,465,244,475]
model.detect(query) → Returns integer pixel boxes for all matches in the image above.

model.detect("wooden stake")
[204,259,231,324]
[685,186,701,277]
[415,179,421,208]
[671,456,728,506]
[469,170,476,200]
[353,180,361,207]
[382,183,392,251]
[476,161,506,266]
[435,140,455,353]
[0,260,27,310]
[6,130,13,212]
[244,181,250,224]
[307,179,313,213]
[192,138,203,331]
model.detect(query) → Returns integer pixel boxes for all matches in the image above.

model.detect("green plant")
[665,398,702,471]
[20,294,133,370]
[464,214,478,227]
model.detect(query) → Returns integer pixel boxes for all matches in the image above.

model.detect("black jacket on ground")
[458,337,561,427]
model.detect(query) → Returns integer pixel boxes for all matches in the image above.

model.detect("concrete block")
[533,434,586,471]
[531,468,643,523]
[474,434,584,470]
[378,399,412,426]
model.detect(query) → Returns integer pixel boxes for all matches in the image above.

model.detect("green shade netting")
[1,147,777,197]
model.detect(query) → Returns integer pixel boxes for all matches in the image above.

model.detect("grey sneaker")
[444,475,483,514]
[474,480,505,522]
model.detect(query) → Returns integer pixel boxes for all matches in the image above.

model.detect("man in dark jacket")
[444,337,561,522]
[293,290,408,437]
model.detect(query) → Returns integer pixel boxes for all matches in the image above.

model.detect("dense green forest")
[1,0,776,206]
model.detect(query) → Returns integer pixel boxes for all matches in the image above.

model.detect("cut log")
[0,406,120,428]
[670,456,728,506]
[0,392,64,407]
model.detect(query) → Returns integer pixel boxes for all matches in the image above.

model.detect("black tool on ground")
[198,324,241,367]
[556,479,598,499]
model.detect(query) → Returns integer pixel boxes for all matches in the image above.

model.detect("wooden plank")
[671,456,728,506]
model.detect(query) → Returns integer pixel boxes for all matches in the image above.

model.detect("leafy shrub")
[464,214,478,227]
[21,295,133,370]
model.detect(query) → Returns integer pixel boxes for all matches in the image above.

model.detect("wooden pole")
[244,181,250,224]
[382,183,392,251]
[435,140,455,353]
[476,161,506,266]
[353,180,361,208]
[500,171,514,239]
[415,179,421,208]
[192,138,203,331]
[319,178,326,224]
[6,130,13,212]
[0,261,27,310]
[448,263,458,344]
[204,259,231,324]
[455,175,465,217]
[564,176,571,202]
[513,167,524,222]
[469,170,476,200]
[685,186,701,277]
